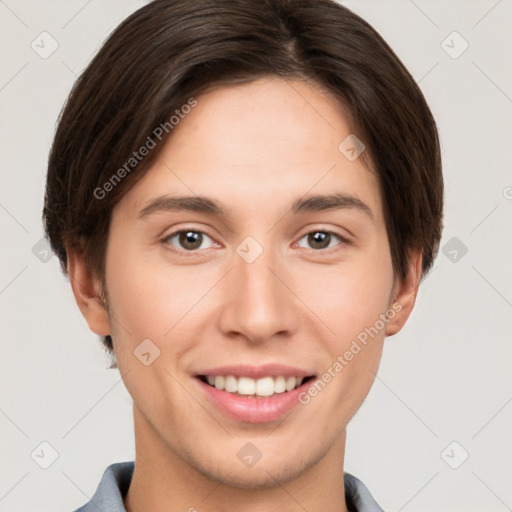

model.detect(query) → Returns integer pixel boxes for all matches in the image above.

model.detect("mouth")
[193,372,317,423]
[196,374,315,398]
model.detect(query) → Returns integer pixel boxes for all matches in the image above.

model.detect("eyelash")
[162,228,349,255]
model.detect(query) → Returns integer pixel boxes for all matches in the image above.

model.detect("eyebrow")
[138,193,373,220]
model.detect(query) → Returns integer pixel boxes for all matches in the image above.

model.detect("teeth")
[286,376,296,391]
[274,376,287,393]
[214,376,224,389]
[224,375,238,392]
[237,376,256,395]
[204,375,307,396]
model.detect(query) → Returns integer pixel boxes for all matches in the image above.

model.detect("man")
[43,1,443,510]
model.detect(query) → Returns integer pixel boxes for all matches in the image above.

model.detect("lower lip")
[194,377,316,423]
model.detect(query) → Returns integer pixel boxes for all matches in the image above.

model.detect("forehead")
[172,76,361,169]
[117,76,382,223]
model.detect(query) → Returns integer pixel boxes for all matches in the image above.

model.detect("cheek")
[300,252,394,343]
[106,257,202,339]
[298,269,391,421]
[301,246,393,395]
[103,249,206,408]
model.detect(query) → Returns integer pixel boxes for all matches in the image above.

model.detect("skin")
[69,76,422,512]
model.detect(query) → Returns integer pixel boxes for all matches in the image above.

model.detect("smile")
[199,375,314,397]
[194,367,317,423]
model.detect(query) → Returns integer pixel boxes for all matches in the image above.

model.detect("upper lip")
[194,363,315,380]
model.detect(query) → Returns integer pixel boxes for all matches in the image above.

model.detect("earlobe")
[67,248,111,336]
[385,249,422,337]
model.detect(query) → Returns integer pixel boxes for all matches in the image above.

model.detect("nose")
[217,243,299,345]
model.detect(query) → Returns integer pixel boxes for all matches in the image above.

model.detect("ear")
[386,249,422,336]
[67,248,111,336]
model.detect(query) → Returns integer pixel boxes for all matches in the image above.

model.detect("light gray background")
[1,1,511,511]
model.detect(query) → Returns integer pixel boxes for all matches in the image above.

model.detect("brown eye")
[165,230,214,251]
[296,231,344,251]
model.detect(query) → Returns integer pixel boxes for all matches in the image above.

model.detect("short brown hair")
[43,0,443,356]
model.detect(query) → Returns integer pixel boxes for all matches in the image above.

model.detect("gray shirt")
[72,461,385,512]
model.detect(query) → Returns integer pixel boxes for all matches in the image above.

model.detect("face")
[85,77,407,488]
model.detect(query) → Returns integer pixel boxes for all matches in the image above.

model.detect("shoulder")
[344,472,386,512]
[68,461,135,512]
